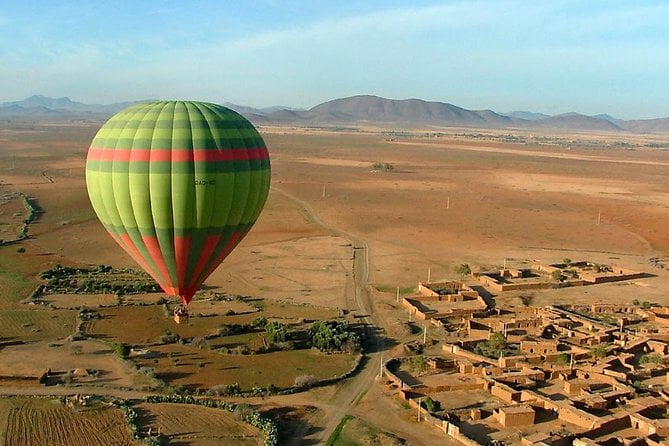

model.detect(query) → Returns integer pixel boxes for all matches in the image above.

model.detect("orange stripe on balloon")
[187,234,222,290]
[116,233,162,287]
[88,147,269,162]
[141,235,173,292]
[174,236,191,292]
[195,231,245,288]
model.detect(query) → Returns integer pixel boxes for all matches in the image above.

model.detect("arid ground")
[2,121,669,444]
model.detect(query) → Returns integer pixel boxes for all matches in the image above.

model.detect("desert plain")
[2,120,669,445]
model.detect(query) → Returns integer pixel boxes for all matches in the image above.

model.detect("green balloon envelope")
[85,101,271,305]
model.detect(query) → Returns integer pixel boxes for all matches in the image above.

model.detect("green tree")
[590,344,608,359]
[265,321,288,343]
[562,258,572,265]
[112,343,130,358]
[551,270,563,281]
[454,263,471,278]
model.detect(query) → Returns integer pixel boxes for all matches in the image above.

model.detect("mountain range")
[2,94,668,133]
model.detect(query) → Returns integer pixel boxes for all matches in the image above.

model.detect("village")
[383,260,669,445]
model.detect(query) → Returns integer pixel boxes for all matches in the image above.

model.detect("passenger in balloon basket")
[173,305,189,324]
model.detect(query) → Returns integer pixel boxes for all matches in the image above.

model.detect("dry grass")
[133,343,357,390]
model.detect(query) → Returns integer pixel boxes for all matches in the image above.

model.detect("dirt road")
[271,186,384,445]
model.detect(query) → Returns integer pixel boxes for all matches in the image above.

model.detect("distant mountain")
[3,94,669,133]
[620,117,669,133]
[265,95,515,128]
[592,113,619,123]
[502,111,551,121]
[0,95,143,118]
[528,113,623,131]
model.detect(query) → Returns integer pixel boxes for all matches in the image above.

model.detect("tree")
[632,299,640,306]
[454,263,471,278]
[112,343,130,358]
[590,344,607,359]
[556,353,570,365]
[309,320,360,352]
[562,258,572,265]
[551,270,563,281]
[640,353,663,365]
[265,321,288,343]
[488,333,507,351]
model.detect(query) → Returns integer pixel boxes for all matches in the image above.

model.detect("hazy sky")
[1,0,668,118]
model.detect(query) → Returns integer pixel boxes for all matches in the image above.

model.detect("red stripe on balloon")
[173,235,190,294]
[88,147,268,162]
[187,234,222,290]
[141,235,173,291]
[116,233,163,287]
[195,230,246,288]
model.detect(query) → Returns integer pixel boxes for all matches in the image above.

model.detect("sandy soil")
[0,340,141,388]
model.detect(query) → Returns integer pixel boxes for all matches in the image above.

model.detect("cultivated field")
[136,402,261,446]
[0,397,138,446]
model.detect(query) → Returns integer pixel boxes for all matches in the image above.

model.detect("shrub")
[160,331,180,344]
[454,263,471,277]
[309,320,360,352]
[640,353,663,365]
[406,356,429,375]
[190,336,208,349]
[251,317,268,329]
[294,375,318,388]
[590,344,608,359]
[423,396,440,412]
[112,343,130,358]
[556,353,571,365]
[265,321,288,343]
[551,270,563,281]
[16,247,26,253]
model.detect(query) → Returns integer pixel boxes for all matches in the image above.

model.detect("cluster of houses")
[385,271,669,445]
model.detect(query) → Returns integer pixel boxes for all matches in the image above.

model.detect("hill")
[4,94,669,133]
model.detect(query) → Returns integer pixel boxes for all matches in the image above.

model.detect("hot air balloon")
[85,101,270,318]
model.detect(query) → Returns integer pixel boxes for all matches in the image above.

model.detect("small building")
[495,405,535,427]
[520,340,559,355]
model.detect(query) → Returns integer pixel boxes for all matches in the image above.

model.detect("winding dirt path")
[270,186,384,445]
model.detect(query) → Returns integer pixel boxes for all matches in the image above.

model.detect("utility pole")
[379,353,384,378]
[417,397,423,422]
[597,212,601,225]
[427,267,431,283]
[503,258,507,270]
[409,310,412,322]
[446,196,450,210]
[322,184,327,198]
[396,286,400,303]
[423,324,427,344]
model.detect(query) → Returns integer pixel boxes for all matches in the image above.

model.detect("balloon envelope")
[85,101,270,305]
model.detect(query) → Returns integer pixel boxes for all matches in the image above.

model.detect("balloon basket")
[173,306,189,325]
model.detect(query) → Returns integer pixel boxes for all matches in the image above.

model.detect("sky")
[1,0,668,119]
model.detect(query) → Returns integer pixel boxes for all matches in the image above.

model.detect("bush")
[551,270,563,281]
[309,320,360,353]
[474,333,508,359]
[371,162,395,172]
[16,247,25,253]
[294,375,318,388]
[590,344,608,359]
[112,343,130,359]
[160,331,180,344]
[454,263,471,277]
[640,353,663,365]
[423,396,440,412]
[406,356,429,375]
[265,321,288,343]
[190,336,208,349]
[251,317,268,329]
[556,353,571,365]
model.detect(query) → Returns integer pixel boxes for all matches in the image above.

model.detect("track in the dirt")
[271,186,385,445]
